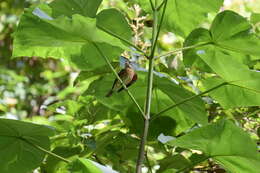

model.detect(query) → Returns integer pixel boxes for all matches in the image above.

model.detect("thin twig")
[155,42,212,59]
[151,82,229,121]
[136,118,150,173]
[22,137,70,163]
[149,0,168,59]
[149,0,155,11]
[156,0,166,11]
[93,43,146,119]
[97,24,148,58]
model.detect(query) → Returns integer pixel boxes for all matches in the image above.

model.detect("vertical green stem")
[136,0,168,172]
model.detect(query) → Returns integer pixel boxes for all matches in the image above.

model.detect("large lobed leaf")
[164,0,223,37]
[154,76,207,125]
[12,0,132,70]
[168,120,260,173]
[183,10,260,108]
[198,46,260,108]
[184,10,260,67]
[0,119,55,173]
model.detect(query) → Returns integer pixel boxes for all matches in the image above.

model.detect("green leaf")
[164,0,223,36]
[210,11,260,55]
[167,120,260,173]
[183,11,260,108]
[49,0,103,18]
[12,4,130,70]
[154,76,207,125]
[75,64,117,84]
[13,5,125,49]
[125,90,192,138]
[0,119,54,173]
[202,77,260,108]
[198,46,260,108]
[251,13,260,24]
[43,146,82,173]
[69,158,102,173]
[184,11,260,67]
[183,28,212,71]
[70,42,122,70]
[97,8,132,41]
[157,154,191,173]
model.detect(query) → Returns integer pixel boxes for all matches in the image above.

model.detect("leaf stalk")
[151,82,228,121]
[22,137,70,163]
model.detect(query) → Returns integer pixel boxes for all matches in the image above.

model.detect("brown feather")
[118,73,137,92]
[111,69,125,90]
[105,62,137,97]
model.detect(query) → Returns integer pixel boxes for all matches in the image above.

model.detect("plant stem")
[150,0,168,59]
[22,137,70,163]
[136,117,150,173]
[149,0,155,11]
[136,1,168,172]
[93,43,146,119]
[136,39,154,173]
[155,42,212,59]
[151,82,228,121]
[97,24,148,58]
[156,0,166,11]
[145,152,153,173]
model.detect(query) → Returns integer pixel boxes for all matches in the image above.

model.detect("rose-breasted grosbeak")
[106,61,137,97]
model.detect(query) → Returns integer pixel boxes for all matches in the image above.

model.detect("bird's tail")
[105,90,113,97]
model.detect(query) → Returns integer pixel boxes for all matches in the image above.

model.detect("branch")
[155,42,212,59]
[151,82,228,121]
[136,1,168,172]
[149,0,168,59]
[156,0,166,11]
[149,0,155,11]
[97,24,148,58]
[93,43,146,119]
[22,137,70,163]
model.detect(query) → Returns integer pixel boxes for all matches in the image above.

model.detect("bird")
[106,61,137,97]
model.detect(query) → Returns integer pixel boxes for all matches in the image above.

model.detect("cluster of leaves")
[0,0,260,173]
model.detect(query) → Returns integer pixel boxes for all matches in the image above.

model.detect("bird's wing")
[118,73,137,92]
[111,69,126,91]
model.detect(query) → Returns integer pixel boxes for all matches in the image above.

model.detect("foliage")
[0,0,260,173]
